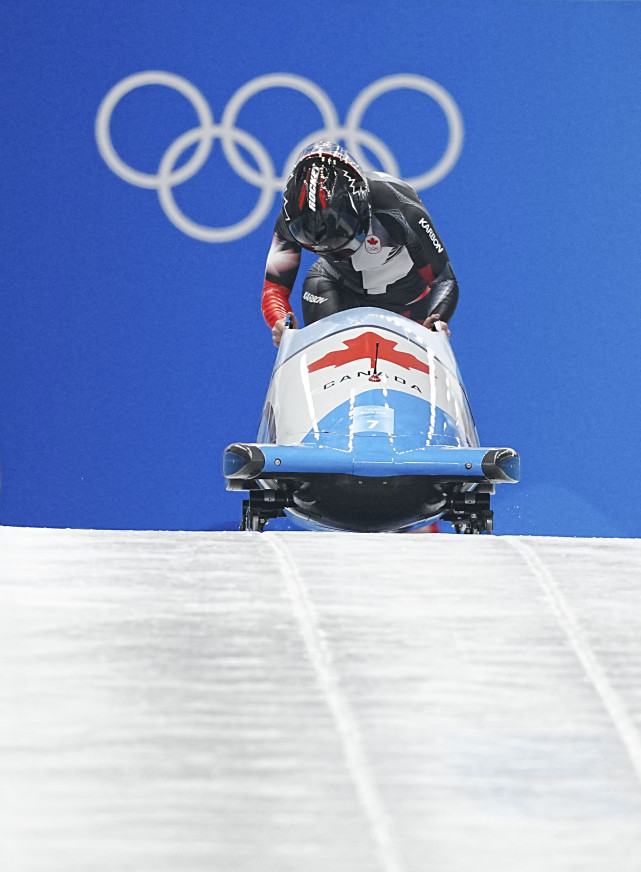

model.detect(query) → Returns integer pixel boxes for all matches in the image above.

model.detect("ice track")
[1,527,641,872]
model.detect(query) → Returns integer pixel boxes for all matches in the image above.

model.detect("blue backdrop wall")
[2,0,640,536]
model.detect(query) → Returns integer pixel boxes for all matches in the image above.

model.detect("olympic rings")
[95,71,464,243]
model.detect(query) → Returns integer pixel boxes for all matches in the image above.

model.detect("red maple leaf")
[367,237,378,246]
[308,332,430,374]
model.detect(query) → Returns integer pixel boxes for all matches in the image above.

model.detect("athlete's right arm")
[261,216,301,329]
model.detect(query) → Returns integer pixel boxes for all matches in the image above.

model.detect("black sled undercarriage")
[235,477,496,535]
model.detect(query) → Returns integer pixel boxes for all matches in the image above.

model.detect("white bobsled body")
[224,308,519,533]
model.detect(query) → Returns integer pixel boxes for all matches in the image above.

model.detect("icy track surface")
[1,528,641,872]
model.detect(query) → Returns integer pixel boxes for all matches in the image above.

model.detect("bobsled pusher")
[223,308,519,533]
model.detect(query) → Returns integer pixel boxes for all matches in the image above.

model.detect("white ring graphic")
[345,74,464,191]
[95,71,214,189]
[96,71,464,242]
[158,124,274,243]
[220,73,340,190]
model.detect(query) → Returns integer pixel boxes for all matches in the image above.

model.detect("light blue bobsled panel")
[301,390,466,447]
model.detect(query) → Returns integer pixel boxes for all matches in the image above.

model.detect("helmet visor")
[288,205,368,253]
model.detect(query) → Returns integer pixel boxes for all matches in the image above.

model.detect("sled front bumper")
[223,441,520,484]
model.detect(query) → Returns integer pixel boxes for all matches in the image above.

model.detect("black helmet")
[283,141,370,253]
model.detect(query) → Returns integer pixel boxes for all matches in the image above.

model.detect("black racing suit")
[261,171,458,330]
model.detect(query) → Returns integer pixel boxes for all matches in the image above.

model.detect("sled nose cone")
[481,448,520,483]
[223,444,266,479]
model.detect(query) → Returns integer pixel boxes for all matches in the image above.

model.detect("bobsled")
[223,308,519,533]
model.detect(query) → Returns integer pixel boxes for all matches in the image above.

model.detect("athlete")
[261,141,459,347]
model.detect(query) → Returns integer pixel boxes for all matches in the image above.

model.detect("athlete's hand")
[272,312,299,347]
[423,313,450,336]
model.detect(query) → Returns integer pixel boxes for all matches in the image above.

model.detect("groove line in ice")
[265,534,407,872]
[509,537,641,790]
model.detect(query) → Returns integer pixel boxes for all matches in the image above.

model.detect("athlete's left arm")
[404,204,459,323]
